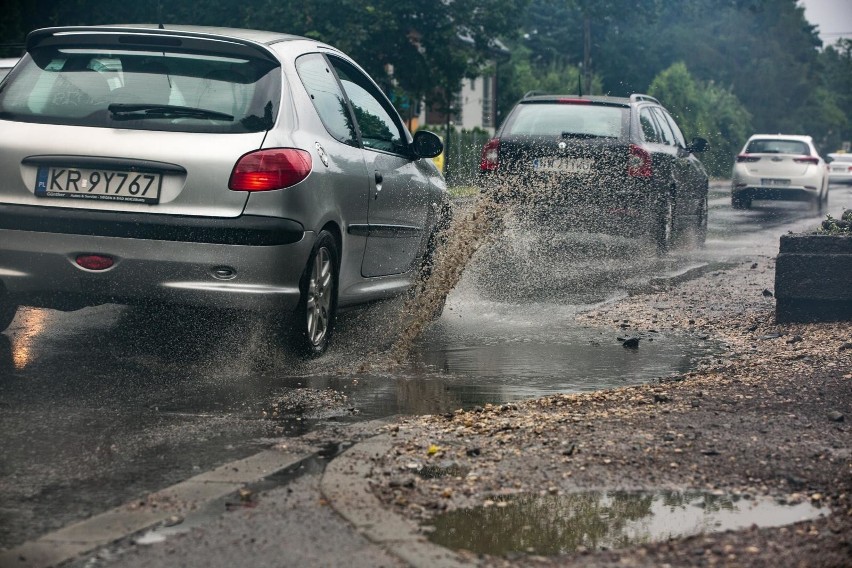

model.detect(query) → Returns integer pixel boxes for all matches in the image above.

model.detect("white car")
[0,57,19,81]
[731,134,829,210]
[828,153,852,185]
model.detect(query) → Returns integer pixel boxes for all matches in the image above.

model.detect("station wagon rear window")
[505,103,627,140]
[0,48,280,133]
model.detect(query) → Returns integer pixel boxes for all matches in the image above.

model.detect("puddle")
[426,490,827,556]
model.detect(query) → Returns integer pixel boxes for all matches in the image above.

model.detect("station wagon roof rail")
[629,94,660,104]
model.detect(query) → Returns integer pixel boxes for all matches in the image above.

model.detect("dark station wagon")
[480,93,709,252]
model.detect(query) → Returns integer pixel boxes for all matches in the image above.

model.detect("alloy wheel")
[305,247,333,347]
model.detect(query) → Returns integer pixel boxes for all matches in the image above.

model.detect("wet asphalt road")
[1,180,851,549]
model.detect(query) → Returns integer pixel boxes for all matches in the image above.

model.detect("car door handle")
[374,171,383,199]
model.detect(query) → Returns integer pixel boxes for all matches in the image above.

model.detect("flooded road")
[1,181,850,547]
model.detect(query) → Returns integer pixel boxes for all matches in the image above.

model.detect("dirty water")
[426,490,827,556]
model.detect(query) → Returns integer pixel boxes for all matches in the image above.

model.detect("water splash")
[389,188,506,364]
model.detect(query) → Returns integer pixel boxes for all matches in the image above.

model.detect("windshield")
[504,103,627,140]
[0,48,280,133]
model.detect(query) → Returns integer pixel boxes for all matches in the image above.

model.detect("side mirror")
[686,137,708,154]
[411,130,444,159]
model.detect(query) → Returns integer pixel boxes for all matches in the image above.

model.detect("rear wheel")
[652,192,674,255]
[293,230,338,358]
[810,189,824,213]
[0,292,17,333]
[731,192,751,210]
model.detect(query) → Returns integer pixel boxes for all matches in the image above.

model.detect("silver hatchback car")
[0,25,447,356]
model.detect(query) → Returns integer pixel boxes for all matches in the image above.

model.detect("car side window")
[650,107,675,146]
[295,53,358,146]
[639,107,661,143]
[327,56,407,155]
[661,110,687,148]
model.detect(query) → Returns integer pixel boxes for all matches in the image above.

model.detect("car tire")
[293,230,338,358]
[731,193,751,210]
[695,194,708,248]
[652,191,674,254]
[0,292,17,333]
[419,199,453,281]
[810,190,823,213]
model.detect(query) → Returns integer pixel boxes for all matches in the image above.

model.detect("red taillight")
[736,154,761,163]
[556,98,591,104]
[628,144,652,177]
[76,254,114,270]
[480,138,500,172]
[229,149,312,191]
[793,155,819,165]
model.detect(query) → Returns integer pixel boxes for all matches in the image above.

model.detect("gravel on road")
[369,255,852,567]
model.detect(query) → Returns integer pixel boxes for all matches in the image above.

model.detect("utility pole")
[583,11,591,94]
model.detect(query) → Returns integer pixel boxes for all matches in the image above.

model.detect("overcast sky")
[799,0,852,44]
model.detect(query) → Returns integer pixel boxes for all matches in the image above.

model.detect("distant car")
[479,93,709,252]
[731,134,829,210]
[828,153,852,185]
[0,57,19,80]
[0,25,448,356]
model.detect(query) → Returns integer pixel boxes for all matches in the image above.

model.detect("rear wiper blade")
[108,103,234,122]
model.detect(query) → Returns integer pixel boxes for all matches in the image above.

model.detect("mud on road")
[370,255,852,567]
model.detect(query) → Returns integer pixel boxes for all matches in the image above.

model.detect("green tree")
[816,39,852,150]
[650,62,752,178]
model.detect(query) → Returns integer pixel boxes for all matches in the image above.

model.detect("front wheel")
[695,194,708,248]
[293,230,338,358]
[652,193,674,255]
[0,289,17,333]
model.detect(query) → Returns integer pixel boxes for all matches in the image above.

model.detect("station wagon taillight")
[736,154,761,163]
[627,144,652,177]
[793,156,820,165]
[229,149,312,191]
[480,138,501,172]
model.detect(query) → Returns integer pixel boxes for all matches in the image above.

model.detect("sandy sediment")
[369,256,852,567]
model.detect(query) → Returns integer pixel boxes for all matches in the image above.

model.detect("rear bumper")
[0,207,313,312]
[731,186,819,202]
[0,203,304,246]
[482,173,661,236]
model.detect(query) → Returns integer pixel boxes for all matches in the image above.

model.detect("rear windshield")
[0,48,280,133]
[503,103,627,139]
[745,139,809,155]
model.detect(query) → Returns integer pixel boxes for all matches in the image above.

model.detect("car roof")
[519,93,660,107]
[25,25,329,53]
[829,153,852,160]
[25,25,335,65]
[0,57,19,68]
[747,134,813,142]
[98,24,304,45]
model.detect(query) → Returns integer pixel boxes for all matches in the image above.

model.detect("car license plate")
[533,157,593,174]
[35,166,162,204]
[760,178,790,187]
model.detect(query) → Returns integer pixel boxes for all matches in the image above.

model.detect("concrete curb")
[320,434,469,568]
[0,448,317,568]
